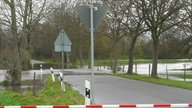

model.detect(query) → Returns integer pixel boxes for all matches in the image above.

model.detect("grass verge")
[112,74,192,90]
[0,76,84,105]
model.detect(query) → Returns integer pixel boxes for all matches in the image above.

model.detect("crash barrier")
[1,104,192,108]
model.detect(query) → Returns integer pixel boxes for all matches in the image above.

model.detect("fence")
[1,104,192,108]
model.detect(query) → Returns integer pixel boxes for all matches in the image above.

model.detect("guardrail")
[1,104,192,108]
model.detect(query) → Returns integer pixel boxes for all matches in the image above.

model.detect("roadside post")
[54,29,72,92]
[75,5,108,104]
[50,67,55,82]
[58,72,65,92]
[85,80,91,105]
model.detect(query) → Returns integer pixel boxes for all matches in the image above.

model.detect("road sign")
[75,5,108,104]
[75,5,108,31]
[54,29,72,52]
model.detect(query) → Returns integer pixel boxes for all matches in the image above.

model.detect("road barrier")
[1,104,192,108]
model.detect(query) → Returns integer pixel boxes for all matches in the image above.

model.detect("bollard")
[58,72,65,92]
[50,67,55,82]
[85,80,91,105]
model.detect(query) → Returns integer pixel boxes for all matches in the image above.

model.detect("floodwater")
[0,70,5,82]
[1,61,192,93]
[120,62,192,75]
[0,68,47,94]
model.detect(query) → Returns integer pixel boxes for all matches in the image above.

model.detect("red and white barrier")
[1,104,192,108]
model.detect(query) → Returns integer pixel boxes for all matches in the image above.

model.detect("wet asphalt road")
[64,75,192,104]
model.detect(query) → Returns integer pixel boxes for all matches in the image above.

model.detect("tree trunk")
[127,37,137,74]
[151,39,159,77]
[10,69,21,86]
[128,50,133,74]
[10,0,22,85]
[113,43,118,73]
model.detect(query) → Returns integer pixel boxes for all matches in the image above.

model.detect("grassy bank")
[112,74,192,90]
[0,76,84,105]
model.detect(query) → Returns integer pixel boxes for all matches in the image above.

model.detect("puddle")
[0,72,47,94]
[0,63,60,94]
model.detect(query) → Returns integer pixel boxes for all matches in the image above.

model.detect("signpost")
[54,29,72,92]
[75,5,108,104]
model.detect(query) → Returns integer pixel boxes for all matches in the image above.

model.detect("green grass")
[112,74,192,90]
[0,76,84,105]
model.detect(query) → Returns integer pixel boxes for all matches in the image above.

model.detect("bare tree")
[1,0,49,85]
[136,0,189,77]
[119,0,147,74]
[104,0,125,73]
[180,1,192,43]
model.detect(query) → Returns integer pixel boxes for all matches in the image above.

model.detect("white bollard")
[85,80,91,105]
[50,67,55,82]
[58,72,65,92]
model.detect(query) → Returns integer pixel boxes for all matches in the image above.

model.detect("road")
[64,75,192,104]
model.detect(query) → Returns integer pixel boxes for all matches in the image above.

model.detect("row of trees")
[0,0,56,85]
[103,0,192,76]
[0,0,192,85]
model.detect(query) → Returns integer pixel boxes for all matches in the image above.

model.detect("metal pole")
[61,30,65,92]
[62,51,64,72]
[90,4,95,104]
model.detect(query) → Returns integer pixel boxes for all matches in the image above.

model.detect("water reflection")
[0,70,46,94]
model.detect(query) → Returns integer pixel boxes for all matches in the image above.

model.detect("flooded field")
[1,60,192,93]
[120,62,192,75]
